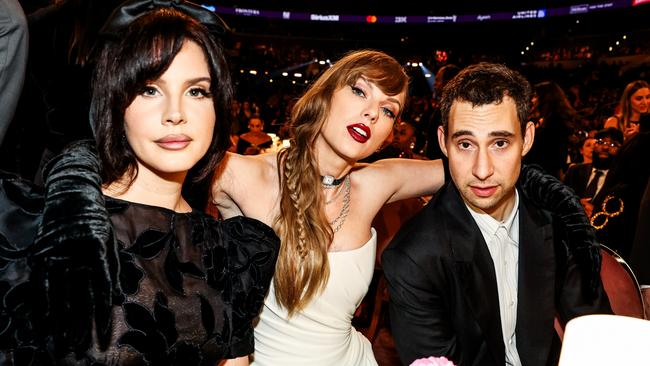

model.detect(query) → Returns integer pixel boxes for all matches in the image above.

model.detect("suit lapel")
[439,184,505,364]
[515,196,556,366]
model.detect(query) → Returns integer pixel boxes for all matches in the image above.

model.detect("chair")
[599,245,645,319]
[555,244,645,340]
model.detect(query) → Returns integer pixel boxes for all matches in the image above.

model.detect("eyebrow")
[450,130,515,139]
[358,76,403,110]
[156,76,211,85]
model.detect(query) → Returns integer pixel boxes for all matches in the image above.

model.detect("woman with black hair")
[0,2,278,365]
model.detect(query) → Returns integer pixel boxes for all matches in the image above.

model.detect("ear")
[437,126,448,157]
[521,121,535,157]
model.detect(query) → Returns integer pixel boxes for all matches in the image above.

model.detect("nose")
[362,103,379,124]
[472,148,494,181]
[164,97,185,125]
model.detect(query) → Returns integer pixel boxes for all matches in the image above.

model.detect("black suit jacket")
[382,182,611,366]
[563,163,593,198]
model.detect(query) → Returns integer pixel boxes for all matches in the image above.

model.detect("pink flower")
[409,356,456,366]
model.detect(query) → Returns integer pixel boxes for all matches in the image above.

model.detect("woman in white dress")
[212,50,599,365]
[212,50,445,365]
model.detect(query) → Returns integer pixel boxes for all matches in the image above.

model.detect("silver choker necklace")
[321,174,346,188]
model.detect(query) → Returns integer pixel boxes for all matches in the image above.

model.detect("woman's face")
[317,76,404,161]
[581,137,595,162]
[248,117,264,132]
[630,87,650,115]
[123,40,215,178]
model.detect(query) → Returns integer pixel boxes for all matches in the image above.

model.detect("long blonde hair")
[273,50,408,315]
[614,80,649,130]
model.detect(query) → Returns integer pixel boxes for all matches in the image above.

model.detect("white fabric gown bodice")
[251,228,378,366]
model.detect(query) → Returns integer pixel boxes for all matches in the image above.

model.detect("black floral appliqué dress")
[0,143,279,365]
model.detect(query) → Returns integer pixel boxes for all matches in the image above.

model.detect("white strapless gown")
[251,228,378,366]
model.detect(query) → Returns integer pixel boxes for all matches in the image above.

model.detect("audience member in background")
[526,80,578,179]
[236,115,273,155]
[604,80,649,141]
[425,64,460,160]
[567,129,596,166]
[392,120,425,159]
[563,127,623,217]
[0,0,28,145]
[592,113,650,260]
[383,62,611,366]
[579,133,597,164]
[0,2,279,364]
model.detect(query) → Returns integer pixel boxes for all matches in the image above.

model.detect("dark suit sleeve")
[382,246,458,365]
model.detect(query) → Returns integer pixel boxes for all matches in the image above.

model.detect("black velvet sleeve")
[35,140,120,355]
[0,141,120,364]
[518,164,601,300]
[213,216,279,358]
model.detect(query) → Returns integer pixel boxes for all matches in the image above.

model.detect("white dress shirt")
[466,190,522,366]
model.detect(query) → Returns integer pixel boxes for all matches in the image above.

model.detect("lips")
[347,123,371,143]
[154,134,192,150]
[470,185,498,198]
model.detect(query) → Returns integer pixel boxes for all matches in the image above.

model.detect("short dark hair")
[595,127,624,145]
[439,62,531,135]
[92,8,233,189]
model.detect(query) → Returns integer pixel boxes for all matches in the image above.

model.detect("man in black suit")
[563,127,623,216]
[382,63,611,366]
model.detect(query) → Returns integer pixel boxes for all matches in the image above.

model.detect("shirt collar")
[466,189,520,244]
[591,167,608,174]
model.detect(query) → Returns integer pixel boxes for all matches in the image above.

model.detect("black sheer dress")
[0,144,279,365]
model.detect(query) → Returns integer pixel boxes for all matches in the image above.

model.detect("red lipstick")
[347,123,371,143]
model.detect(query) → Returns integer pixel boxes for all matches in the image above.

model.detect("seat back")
[599,245,645,319]
[555,244,645,340]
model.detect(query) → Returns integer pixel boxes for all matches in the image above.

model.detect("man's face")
[438,96,535,221]
[593,136,620,159]
[592,136,620,169]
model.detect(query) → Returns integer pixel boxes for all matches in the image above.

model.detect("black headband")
[100,0,229,39]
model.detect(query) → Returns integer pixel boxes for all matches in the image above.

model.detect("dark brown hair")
[92,8,232,203]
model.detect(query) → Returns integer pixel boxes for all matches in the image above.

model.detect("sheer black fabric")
[0,143,279,365]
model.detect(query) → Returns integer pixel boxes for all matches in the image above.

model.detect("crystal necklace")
[324,175,348,205]
[329,175,351,233]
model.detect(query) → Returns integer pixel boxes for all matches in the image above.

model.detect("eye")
[141,86,159,97]
[351,85,366,98]
[188,87,211,98]
[458,141,473,150]
[382,107,396,119]
[493,140,509,149]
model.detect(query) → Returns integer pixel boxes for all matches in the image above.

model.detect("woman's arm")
[603,116,619,130]
[366,158,446,204]
[211,152,278,225]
